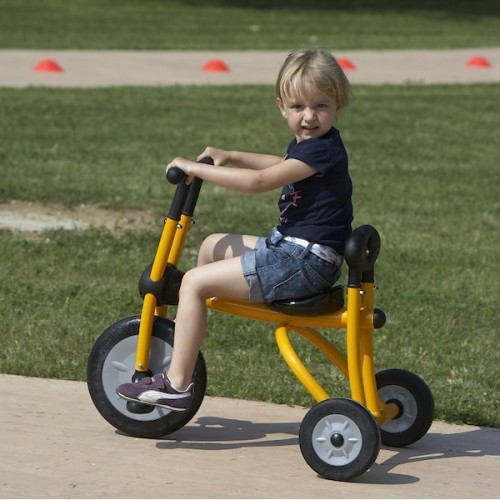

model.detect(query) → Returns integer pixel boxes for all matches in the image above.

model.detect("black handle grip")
[166,157,214,220]
[167,166,187,185]
[182,157,213,216]
[166,156,214,184]
[198,156,214,166]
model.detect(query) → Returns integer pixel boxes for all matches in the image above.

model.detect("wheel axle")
[330,432,345,447]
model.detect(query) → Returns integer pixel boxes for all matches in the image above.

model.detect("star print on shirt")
[279,185,302,224]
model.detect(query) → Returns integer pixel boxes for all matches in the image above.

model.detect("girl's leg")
[116,233,262,409]
[167,233,260,390]
[197,233,260,266]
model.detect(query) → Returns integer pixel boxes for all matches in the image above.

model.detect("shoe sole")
[117,392,188,412]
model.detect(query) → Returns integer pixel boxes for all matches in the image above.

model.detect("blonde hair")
[275,48,352,109]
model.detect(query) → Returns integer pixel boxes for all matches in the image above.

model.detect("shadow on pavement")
[153,416,500,486]
[155,415,300,450]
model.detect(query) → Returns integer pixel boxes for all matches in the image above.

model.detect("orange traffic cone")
[338,58,356,71]
[33,59,64,72]
[466,56,491,68]
[201,59,230,72]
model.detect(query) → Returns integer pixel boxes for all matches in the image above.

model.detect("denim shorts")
[240,231,343,303]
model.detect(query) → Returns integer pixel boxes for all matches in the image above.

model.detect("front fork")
[131,161,209,375]
[134,213,192,373]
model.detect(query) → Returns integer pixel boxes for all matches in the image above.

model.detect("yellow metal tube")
[377,400,402,425]
[361,281,375,309]
[275,324,329,403]
[206,297,347,329]
[136,214,186,369]
[154,214,192,318]
[150,218,179,280]
[154,305,168,318]
[135,293,157,371]
[361,327,382,419]
[346,286,365,406]
[292,326,348,378]
[169,214,192,266]
[358,280,384,418]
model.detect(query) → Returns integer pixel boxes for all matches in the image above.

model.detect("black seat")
[268,285,344,316]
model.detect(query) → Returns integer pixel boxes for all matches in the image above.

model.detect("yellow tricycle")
[87,158,434,481]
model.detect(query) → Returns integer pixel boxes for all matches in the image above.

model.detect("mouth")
[300,126,320,136]
[301,125,319,132]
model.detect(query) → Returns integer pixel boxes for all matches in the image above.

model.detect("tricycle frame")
[87,160,434,481]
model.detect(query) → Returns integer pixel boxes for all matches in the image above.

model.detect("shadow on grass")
[185,0,499,17]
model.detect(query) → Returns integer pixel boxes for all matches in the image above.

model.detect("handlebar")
[166,156,214,220]
[166,167,187,185]
[166,156,214,185]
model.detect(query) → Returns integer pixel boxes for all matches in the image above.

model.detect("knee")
[179,268,195,293]
[178,268,204,301]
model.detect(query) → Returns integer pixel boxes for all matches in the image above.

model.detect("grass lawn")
[1,0,499,50]
[1,0,498,428]
[0,84,498,427]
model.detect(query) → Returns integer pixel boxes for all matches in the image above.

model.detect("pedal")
[126,401,154,414]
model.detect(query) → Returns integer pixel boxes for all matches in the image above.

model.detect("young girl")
[117,48,353,411]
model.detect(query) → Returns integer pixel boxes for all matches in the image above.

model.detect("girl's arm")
[166,156,317,194]
[197,147,282,170]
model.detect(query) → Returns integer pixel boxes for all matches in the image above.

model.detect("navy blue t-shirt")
[277,127,353,253]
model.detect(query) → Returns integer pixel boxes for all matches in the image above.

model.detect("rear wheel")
[376,369,434,447]
[87,315,206,438]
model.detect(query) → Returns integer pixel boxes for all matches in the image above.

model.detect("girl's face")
[277,83,340,142]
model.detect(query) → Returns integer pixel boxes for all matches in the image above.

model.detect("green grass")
[1,0,500,50]
[1,84,499,428]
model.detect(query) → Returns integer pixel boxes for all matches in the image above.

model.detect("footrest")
[269,285,345,316]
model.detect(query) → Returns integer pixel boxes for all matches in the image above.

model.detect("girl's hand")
[165,157,195,185]
[197,147,230,166]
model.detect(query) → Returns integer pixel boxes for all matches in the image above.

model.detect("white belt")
[283,236,343,266]
[267,228,343,266]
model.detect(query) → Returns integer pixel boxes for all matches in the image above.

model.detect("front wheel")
[376,368,434,447]
[299,398,381,481]
[87,315,207,438]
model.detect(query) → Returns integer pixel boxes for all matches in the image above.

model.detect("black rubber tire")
[299,398,381,481]
[376,368,434,447]
[87,315,206,438]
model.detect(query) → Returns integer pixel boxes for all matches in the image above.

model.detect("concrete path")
[1,374,500,498]
[1,48,500,498]
[1,48,499,87]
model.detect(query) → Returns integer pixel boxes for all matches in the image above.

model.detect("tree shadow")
[183,0,499,17]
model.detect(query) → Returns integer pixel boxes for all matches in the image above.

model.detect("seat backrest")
[344,225,380,286]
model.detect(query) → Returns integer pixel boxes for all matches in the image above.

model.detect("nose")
[303,107,316,121]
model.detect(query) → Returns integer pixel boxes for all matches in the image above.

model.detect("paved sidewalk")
[1,48,499,87]
[1,374,499,498]
[1,49,499,498]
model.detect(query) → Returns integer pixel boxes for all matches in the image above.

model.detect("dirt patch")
[0,200,158,237]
